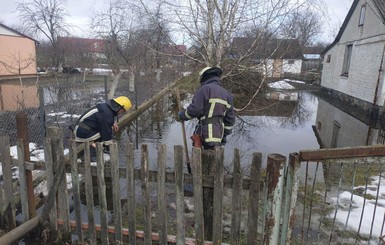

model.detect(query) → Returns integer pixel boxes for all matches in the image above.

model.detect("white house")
[231,38,303,78]
[321,0,385,115]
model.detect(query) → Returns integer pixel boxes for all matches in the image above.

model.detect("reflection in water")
[315,97,385,192]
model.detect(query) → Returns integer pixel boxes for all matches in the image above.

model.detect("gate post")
[263,153,286,245]
[280,153,300,245]
[202,149,216,241]
[16,112,36,218]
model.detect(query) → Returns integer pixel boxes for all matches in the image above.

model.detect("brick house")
[321,0,385,116]
[0,23,38,77]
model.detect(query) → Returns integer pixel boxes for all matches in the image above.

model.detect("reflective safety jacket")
[179,76,236,148]
[74,102,117,143]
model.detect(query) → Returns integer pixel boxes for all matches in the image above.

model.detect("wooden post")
[0,134,16,230]
[157,144,168,245]
[126,143,136,245]
[70,140,84,243]
[263,153,286,245]
[192,147,204,245]
[247,153,262,244]
[16,140,30,222]
[141,144,152,245]
[202,149,216,241]
[281,153,301,245]
[174,145,185,245]
[230,148,243,245]
[16,112,36,218]
[96,142,108,245]
[212,147,224,245]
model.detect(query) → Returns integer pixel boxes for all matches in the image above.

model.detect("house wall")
[282,59,302,74]
[321,0,385,108]
[315,98,379,148]
[266,59,302,77]
[0,35,37,76]
[0,84,39,111]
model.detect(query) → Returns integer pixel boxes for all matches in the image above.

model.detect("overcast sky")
[0,0,353,44]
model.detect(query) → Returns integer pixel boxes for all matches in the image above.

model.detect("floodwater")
[124,91,320,172]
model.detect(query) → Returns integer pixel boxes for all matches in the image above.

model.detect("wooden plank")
[55,132,70,232]
[230,149,242,245]
[61,220,217,245]
[141,144,152,245]
[212,147,224,245]
[118,80,178,126]
[17,139,30,222]
[0,134,16,230]
[247,152,262,245]
[192,147,204,245]
[110,142,123,242]
[157,144,168,245]
[44,137,57,228]
[126,143,136,245]
[96,142,108,245]
[21,160,263,191]
[70,140,84,243]
[84,141,97,244]
[300,145,385,161]
[174,145,185,245]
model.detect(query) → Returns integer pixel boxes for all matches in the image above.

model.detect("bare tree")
[17,0,69,68]
[91,0,143,98]
[280,10,323,48]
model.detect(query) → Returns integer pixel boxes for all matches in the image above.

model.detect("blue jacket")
[180,76,236,147]
[74,101,117,142]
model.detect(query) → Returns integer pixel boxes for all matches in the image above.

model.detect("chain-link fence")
[0,71,176,149]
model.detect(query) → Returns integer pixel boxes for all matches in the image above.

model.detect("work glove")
[177,111,185,122]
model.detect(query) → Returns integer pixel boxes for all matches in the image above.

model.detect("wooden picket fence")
[1,126,385,244]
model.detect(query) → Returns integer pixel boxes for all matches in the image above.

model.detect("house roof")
[162,45,187,55]
[231,37,303,59]
[322,0,385,55]
[0,23,38,43]
[57,36,107,53]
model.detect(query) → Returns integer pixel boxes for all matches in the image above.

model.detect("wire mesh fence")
[0,71,175,149]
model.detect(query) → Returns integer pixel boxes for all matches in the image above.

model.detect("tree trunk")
[108,71,123,99]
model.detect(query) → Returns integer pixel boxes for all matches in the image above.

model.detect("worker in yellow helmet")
[72,96,132,161]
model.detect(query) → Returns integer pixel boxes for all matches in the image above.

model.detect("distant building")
[230,37,303,78]
[57,36,108,68]
[161,44,187,67]
[0,23,38,77]
[302,46,323,72]
[321,0,385,116]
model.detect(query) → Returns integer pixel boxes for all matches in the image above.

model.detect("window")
[359,4,366,26]
[341,44,353,76]
[331,120,341,148]
[326,54,331,63]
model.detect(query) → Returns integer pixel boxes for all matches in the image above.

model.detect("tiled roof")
[231,37,303,59]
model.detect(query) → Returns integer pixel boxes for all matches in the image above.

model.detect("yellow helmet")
[113,96,132,111]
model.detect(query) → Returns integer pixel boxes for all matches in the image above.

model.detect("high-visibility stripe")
[80,108,98,122]
[185,111,193,119]
[224,125,233,130]
[205,123,223,143]
[74,125,101,142]
[208,98,231,108]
